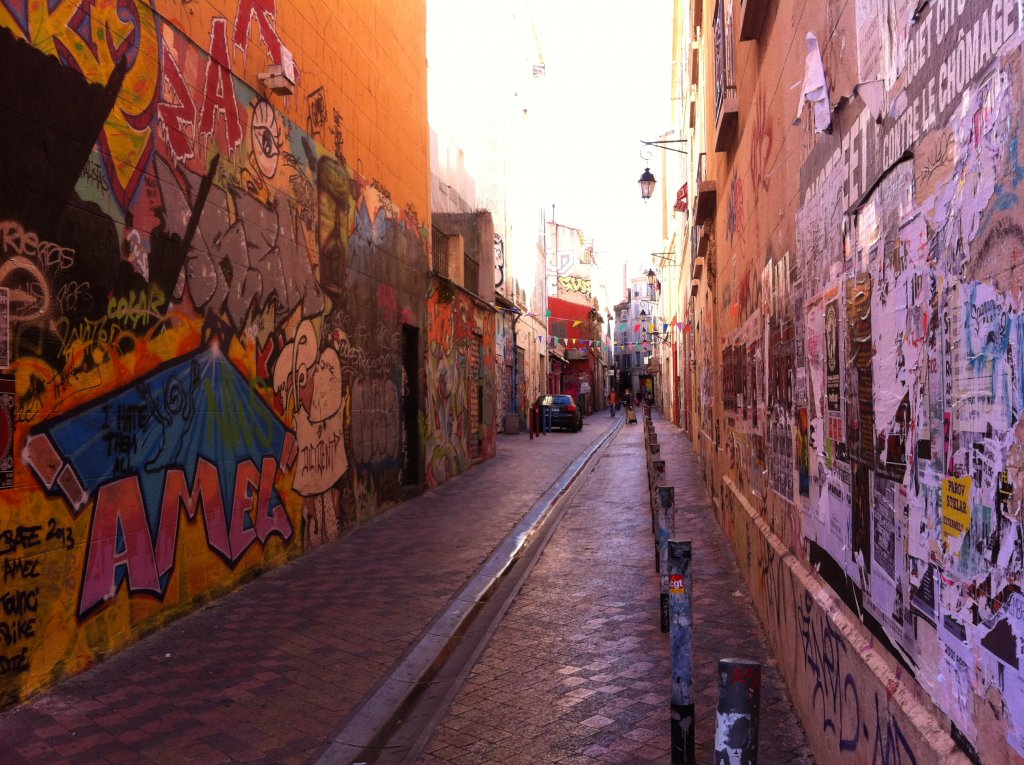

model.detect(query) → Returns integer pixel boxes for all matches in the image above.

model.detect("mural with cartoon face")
[0,0,429,708]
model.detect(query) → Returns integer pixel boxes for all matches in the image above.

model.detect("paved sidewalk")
[655,414,814,765]
[0,416,617,764]
[418,410,814,764]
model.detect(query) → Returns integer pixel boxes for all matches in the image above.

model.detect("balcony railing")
[695,153,717,225]
[713,0,735,120]
[713,0,739,151]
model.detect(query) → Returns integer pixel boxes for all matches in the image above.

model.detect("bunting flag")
[545,309,552,317]
[572,320,582,327]
[634,324,641,332]
[663,323,669,333]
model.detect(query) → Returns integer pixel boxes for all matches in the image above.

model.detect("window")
[432,227,449,278]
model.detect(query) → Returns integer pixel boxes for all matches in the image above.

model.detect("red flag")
[674,183,688,213]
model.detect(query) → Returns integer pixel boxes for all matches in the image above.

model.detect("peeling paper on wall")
[983,593,1024,755]
[794,33,832,133]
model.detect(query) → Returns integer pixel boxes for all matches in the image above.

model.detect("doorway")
[401,324,421,492]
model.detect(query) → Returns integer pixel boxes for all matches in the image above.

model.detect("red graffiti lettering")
[198,18,244,153]
[157,48,197,162]
[233,0,283,63]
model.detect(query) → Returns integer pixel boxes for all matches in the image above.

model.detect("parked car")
[534,393,584,432]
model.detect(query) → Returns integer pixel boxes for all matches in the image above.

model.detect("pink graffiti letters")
[79,453,293,616]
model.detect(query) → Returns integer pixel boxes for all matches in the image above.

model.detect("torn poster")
[794,32,832,133]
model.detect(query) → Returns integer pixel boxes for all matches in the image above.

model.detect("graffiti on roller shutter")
[350,376,401,467]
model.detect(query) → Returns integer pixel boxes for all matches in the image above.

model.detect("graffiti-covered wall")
[695,0,1024,762]
[424,278,496,487]
[0,0,429,707]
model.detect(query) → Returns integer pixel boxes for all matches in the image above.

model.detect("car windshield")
[538,395,573,405]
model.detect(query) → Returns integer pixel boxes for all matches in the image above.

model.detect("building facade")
[669,0,1024,762]
[0,0,435,708]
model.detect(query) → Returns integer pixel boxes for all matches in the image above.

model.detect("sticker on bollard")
[714,659,762,765]
[668,540,694,765]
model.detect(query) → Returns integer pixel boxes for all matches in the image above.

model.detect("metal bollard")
[650,458,665,494]
[668,540,695,765]
[647,442,661,480]
[656,486,675,611]
[529,405,535,440]
[714,659,762,765]
[543,405,552,434]
[650,459,665,535]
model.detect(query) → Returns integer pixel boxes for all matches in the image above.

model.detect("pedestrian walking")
[626,402,637,424]
[608,389,618,417]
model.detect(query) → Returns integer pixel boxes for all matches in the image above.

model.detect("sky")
[427,0,677,297]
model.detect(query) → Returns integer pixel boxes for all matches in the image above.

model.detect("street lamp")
[639,309,664,347]
[638,166,657,201]
[637,138,687,201]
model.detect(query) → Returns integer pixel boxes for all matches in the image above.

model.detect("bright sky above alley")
[427,0,675,283]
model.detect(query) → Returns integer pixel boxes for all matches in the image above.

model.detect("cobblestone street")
[0,412,812,764]
[418,411,813,764]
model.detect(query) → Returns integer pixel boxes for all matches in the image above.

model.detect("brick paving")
[0,409,813,764]
[0,418,616,765]
[417,411,813,765]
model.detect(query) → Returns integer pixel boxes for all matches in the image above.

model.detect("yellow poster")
[942,476,972,539]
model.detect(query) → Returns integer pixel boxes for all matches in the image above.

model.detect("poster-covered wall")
[701,0,1024,761]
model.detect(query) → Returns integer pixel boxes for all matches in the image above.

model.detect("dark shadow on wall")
[0,27,191,367]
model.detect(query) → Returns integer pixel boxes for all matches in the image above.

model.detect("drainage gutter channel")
[316,420,624,764]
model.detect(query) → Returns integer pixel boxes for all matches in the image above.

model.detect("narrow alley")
[0,412,811,764]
